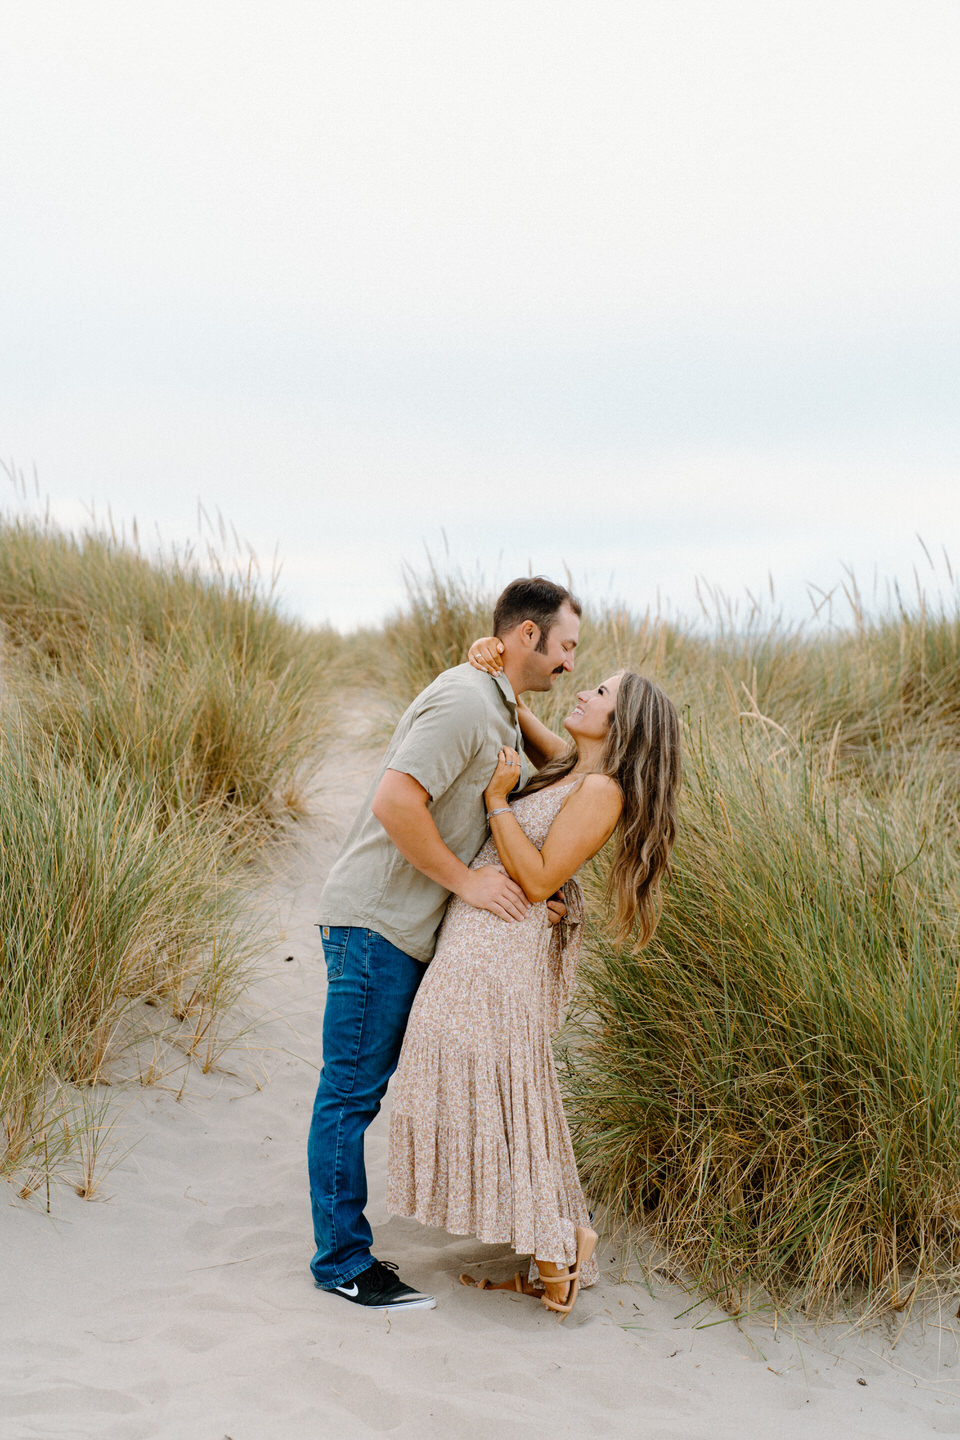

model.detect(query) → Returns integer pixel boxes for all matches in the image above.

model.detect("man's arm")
[371,770,530,923]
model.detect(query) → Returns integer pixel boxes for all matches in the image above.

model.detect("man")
[307,576,581,1312]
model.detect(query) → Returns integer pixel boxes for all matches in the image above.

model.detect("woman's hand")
[484,746,523,807]
[468,636,504,674]
[545,891,567,927]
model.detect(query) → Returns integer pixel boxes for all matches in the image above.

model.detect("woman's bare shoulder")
[564,773,623,810]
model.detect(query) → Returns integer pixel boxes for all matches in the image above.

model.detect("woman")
[386,642,681,1320]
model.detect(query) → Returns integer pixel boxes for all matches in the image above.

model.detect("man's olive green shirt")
[318,664,529,962]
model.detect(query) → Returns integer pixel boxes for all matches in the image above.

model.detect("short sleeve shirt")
[318,664,530,962]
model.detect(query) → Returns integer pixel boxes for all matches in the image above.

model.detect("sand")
[3,733,960,1440]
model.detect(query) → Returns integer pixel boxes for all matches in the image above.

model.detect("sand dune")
[3,737,960,1439]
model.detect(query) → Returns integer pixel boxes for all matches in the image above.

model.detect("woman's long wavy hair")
[518,672,681,945]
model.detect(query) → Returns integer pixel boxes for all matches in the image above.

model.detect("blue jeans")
[307,926,426,1289]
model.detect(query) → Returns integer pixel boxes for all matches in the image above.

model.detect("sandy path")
[3,720,960,1439]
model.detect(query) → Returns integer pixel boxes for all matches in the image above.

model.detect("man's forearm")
[372,768,531,923]
[372,774,472,895]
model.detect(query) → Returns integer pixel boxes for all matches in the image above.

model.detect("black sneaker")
[326,1260,437,1312]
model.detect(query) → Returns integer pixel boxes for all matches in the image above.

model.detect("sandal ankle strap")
[541,1265,579,1285]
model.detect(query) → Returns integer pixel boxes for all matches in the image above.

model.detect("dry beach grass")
[0,498,339,1187]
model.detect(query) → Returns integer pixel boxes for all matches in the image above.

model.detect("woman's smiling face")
[564,674,621,741]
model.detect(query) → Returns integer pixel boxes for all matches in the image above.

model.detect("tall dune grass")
[0,515,337,833]
[568,723,960,1310]
[0,504,337,1185]
[384,563,960,1309]
[0,731,250,1176]
[379,557,496,703]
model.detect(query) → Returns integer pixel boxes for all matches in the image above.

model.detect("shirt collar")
[492,670,519,712]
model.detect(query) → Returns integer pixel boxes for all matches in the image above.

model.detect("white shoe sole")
[333,1293,437,1313]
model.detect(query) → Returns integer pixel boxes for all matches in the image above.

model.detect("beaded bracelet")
[486,807,512,820]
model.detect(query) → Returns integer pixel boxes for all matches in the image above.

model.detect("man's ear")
[519,620,539,648]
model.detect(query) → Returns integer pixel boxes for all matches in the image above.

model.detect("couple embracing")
[307,577,680,1320]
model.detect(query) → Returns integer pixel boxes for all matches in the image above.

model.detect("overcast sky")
[2,1,958,630]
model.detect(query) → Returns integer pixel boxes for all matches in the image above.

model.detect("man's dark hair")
[492,576,582,650]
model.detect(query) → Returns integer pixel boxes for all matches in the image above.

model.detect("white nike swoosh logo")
[336,1283,359,1297]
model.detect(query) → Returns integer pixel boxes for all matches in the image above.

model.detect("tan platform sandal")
[539,1226,597,1322]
